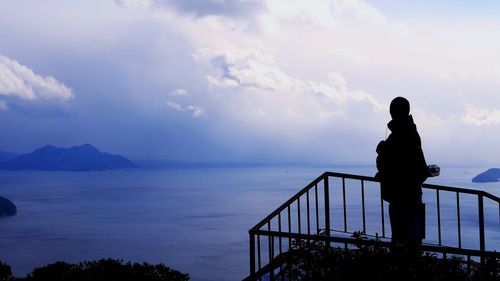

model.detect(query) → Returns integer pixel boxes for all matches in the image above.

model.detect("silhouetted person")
[375,97,439,255]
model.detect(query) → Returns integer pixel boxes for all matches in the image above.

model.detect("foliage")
[277,232,500,281]
[0,259,189,281]
[0,261,12,281]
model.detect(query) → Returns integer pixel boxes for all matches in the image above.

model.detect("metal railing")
[245,172,500,280]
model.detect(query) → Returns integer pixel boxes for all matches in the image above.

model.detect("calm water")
[0,165,499,281]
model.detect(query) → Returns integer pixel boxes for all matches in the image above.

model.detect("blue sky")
[1,0,500,165]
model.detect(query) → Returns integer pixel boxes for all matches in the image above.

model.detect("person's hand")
[428,164,440,177]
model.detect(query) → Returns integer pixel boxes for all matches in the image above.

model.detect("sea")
[0,165,499,281]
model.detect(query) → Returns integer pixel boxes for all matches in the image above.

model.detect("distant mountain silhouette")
[0,196,16,217]
[472,168,500,183]
[0,150,19,162]
[0,144,137,171]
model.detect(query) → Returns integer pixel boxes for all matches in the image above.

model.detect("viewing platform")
[244,172,500,280]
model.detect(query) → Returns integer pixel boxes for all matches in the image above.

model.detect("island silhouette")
[0,144,137,171]
[472,168,500,183]
[0,196,16,217]
[0,150,19,162]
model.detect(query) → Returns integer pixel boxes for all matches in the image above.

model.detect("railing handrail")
[325,171,500,201]
[251,171,500,231]
[423,183,500,201]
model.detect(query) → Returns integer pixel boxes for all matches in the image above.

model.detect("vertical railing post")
[478,194,486,265]
[478,194,485,253]
[342,177,347,232]
[268,222,274,281]
[437,190,442,245]
[467,255,471,274]
[380,185,385,238]
[257,235,261,271]
[287,206,291,247]
[268,222,273,262]
[361,180,366,234]
[278,213,282,254]
[297,199,301,234]
[315,184,319,234]
[249,230,255,277]
[307,190,311,236]
[456,192,462,248]
[324,175,330,238]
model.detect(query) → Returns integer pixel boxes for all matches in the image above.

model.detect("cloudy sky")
[1,0,500,165]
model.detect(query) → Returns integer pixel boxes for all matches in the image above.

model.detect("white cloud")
[170,88,189,96]
[186,105,206,117]
[0,54,74,102]
[196,48,289,91]
[462,104,500,126]
[166,100,205,117]
[328,47,369,66]
[115,0,152,8]
[198,47,385,113]
[265,0,409,35]
[166,100,182,111]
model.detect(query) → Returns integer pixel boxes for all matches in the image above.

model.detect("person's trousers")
[389,202,425,254]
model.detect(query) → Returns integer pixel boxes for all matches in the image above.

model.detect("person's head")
[390,97,410,120]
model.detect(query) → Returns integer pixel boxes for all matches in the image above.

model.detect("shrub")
[0,261,12,281]
[277,233,499,281]
[1,259,189,281]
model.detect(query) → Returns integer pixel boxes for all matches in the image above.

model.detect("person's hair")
[390,97,410,120]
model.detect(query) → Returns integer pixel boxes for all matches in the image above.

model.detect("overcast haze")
[2,0,500,165]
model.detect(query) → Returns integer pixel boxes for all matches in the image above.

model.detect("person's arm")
[413,131,430,183]
[417,147,429,183]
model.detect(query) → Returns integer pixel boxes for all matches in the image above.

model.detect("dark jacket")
[376,115,429,204]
